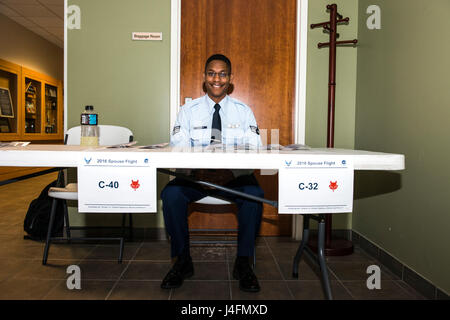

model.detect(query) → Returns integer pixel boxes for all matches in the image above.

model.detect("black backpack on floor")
[23,180,66,241]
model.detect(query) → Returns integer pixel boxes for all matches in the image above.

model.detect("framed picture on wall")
[0,87,14,118]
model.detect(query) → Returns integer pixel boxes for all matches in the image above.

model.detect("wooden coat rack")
[309,4,358,256]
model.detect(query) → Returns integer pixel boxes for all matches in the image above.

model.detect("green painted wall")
[305,0,358,229]
[67,0,170,227]
[354,0,450,294]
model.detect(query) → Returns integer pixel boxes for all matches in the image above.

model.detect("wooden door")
[181,0,297,236]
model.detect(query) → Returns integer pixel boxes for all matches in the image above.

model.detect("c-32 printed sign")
[78,152,156,213]
[278,156,354,214]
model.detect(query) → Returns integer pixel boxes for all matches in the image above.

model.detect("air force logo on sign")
[78,153,156,213]
[279,156,354,214]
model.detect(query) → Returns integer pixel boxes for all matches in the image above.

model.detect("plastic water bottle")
[80,105,99,146]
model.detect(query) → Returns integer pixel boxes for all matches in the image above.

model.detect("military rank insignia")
[250,125,260,135]
[172,126,180,135]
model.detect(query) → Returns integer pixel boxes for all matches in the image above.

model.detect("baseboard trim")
[352,230,449,300]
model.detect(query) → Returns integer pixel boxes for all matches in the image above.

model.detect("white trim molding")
[295,0,308,146]
[64,0,68,134]
[170,0,181,130]
[292,0,309,240]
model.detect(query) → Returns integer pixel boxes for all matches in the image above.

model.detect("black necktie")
[211,103,222,144]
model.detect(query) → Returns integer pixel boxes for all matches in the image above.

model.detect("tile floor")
[0,172,426,300]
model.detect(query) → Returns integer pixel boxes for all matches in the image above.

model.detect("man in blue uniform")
[160,54,264,292]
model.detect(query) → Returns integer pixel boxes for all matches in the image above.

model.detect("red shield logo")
[130,180,140,190]
[329,181,338,192]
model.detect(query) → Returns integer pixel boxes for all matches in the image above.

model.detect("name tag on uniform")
[250,125,260,135]
[278,155,354,214]
[193,126,207,129]
[78,153,157,213]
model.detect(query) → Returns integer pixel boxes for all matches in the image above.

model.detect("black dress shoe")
[161,256,194,289]
[233,257,260,293]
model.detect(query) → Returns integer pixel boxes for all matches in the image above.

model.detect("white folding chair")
[42,125,134,265]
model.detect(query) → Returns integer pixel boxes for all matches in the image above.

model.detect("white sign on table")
[77,152,156,213]
[278,155,354,214]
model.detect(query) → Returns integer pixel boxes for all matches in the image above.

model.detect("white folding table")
[0,144,405,299]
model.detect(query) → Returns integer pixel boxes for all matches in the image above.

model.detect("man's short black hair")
[205,54,232,74]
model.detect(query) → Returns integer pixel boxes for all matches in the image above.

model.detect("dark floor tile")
[228,258,283,281]
[12,259,79,280]
[263,236,299,247]
[84,244,140,261]
[0,258,31,281]
[191,261,228,280]
[341,280,419,300]
[286,280,353,300]
[122,261,172,280]
[190,246,227,261]
[328,261,399,281]
[108,280,170,300]
[42,244,96,260]
[172,281,230,300]
[403,266,436,300]
[267,245,299,261]
[0,279,62,299]
[0,172,430,301]
[0,224,24,235]
[0,234,42,245]
[76,260,128,280]
[133,242,171,261]
[278,259,337,281]
[231,281,292,300]
[395,280,427,300]
[0,243,44,259]
[226,246,273,262]
[44,280,115,300]
[254,246,277,261]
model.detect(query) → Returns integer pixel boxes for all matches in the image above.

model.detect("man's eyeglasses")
[206,71,230,79]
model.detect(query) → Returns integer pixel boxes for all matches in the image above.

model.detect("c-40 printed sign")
[278,156,354,214]
[78,153,156,213]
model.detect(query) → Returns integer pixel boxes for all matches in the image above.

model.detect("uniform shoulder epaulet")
[181,100,200,110]
[229,97,250,110]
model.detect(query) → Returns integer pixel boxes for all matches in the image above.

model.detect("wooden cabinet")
[0,59,63,142]
[0,59,21,140]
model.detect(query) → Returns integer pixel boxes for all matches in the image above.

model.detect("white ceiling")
[0,0,64,48]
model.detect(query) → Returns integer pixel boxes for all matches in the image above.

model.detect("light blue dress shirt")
[171,95,262,148]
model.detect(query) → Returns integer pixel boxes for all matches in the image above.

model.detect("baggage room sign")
[278,155,354,214]
[78,152,156,213]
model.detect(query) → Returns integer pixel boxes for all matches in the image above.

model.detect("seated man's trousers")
[161,174,264,258]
